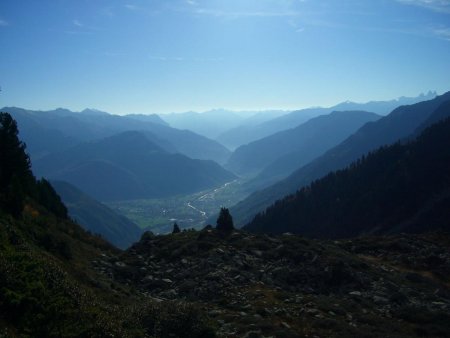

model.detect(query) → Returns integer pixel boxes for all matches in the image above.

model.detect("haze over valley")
[2,91,438,240]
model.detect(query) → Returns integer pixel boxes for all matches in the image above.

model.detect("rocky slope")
[100,228,450,337]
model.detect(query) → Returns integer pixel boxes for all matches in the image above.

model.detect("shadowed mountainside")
[226,110,380,177]
[51,180,143,249]
[33,131,236,201]
[4,106,231,164]
[228,91,450,227]
[244,114,450,237]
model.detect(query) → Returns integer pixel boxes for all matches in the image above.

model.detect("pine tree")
[216,207,234,232]
[172,222,181,234]
[0,112,33,191]
[0,112,34,216]
[0,112,68,218]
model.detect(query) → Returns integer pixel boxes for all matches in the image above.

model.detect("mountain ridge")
[3,106,231,164]
[244,115,450,237]
[33,131,236,201]
[216,92,436,149]
[226,110,380,178]
[228,91,450,226]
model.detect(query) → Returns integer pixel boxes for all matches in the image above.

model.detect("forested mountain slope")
[229,92,450,226]
[245,116,450,237]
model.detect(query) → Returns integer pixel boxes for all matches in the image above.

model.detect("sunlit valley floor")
[106,178,247,234]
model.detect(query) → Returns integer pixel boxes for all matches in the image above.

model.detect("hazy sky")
[1,0,450,114]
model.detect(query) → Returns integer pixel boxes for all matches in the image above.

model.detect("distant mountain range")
[33,131,236,201]
[228,91,450,227]
[244,106,450,237]
[51,181,142,249]
[226,110,380,178]
[160,109,288,141]
[216,91,437,149]
[3,106,231,164]
[124,113,170,126]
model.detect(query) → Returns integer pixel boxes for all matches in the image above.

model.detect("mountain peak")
[80,108,110,116]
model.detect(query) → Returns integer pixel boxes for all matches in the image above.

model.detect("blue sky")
[0,0,450,114]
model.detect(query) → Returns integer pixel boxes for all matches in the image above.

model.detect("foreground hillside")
[0,207,216,337]
[104,228,450,337]
[4,210,448,337]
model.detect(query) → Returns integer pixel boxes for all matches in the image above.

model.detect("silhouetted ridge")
[244,117,450,237]
[229,91,450,226]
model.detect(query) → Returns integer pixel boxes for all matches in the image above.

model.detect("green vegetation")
[0,213,216,337]
[106,179,247,233]
[0,215,126,337]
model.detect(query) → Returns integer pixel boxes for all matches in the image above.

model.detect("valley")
[106,179,247,234]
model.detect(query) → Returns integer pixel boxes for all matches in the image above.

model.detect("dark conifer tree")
[0,112,34,216]
[0,112,68,218]
[172,222,181,234]
[216,207,234,232]
[0,112,33,191]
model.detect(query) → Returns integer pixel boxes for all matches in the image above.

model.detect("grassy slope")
[0,202,214,337]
